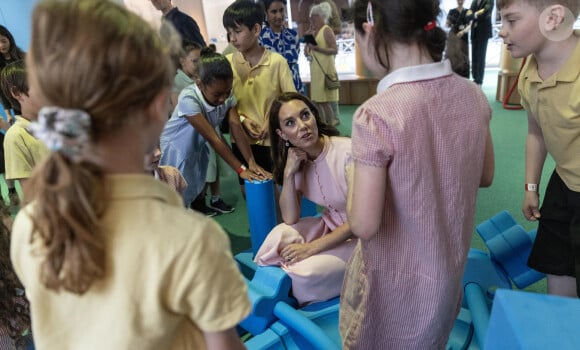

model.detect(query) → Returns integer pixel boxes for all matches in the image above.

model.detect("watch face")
[525,184,538,192]
[459,25,465,30]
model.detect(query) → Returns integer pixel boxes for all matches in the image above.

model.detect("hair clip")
[366,1,375,27]
[29,106,91,162]
[424,20,436,31]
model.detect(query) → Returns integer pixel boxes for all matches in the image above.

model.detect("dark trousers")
[471,33,489,85]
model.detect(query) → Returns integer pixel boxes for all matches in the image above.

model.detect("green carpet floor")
[212,68,551,293]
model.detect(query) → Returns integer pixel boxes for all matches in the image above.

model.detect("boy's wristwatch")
[525,183,538,192]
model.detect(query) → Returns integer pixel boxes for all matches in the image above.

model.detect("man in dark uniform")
[469,0,493,86]
[151,0,207,47]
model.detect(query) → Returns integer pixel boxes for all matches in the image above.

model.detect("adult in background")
[0,25,25,124]
[469,0,493,86]
[446,0,471,78]
[259,0,305,94]
[151,0,207,47]
[305,2,340,126]
[255,92,356,306]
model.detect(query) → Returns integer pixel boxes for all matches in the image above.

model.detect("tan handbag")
[313,54,340,90]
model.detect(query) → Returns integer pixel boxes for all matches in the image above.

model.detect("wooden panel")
[303,75,379,105]
[496,71,522,106]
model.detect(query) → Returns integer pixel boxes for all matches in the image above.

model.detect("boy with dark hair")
[0,60,49,189]
[222,0,295,193]
[498,0,580,297]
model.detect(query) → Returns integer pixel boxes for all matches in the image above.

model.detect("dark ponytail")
[196,48,233,86]
[353,0,447,71]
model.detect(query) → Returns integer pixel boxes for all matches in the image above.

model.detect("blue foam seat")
[476,211,545,289]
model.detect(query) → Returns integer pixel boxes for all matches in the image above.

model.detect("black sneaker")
[199,204,218,217]
[190,200,218,217]
[209,198,235,214]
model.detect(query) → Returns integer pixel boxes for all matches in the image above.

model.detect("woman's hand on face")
[280,243,315,264]
[284,147,308,177]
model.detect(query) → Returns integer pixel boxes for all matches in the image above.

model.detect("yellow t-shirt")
[518,31,580,191]
[4,115,49,180]
[11,174,250,350]
[228,49,296,146]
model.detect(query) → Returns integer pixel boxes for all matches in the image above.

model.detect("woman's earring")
[285,140,290,147]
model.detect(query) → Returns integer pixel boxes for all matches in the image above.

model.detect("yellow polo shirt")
[4,115,49,180]
[518,31,580,191]
[11,174,250,350]
[228,49,296,146]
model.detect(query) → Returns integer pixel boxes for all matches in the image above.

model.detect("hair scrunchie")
[29,106,91,162]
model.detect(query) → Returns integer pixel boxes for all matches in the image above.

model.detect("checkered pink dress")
[340,61,491,349]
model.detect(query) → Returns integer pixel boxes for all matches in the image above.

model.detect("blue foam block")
[462,249,511,308]
[476,211,518,242]
[300,197,318,218]
[485,289,580,350]
[235,250,258,280]
[245,179,277,256]
[446,308,476,350]
[239,266,295,335]
[464,283,490,349]
[273,301,340,350]
[476,211,545,289]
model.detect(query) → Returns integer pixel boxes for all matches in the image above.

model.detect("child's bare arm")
[522,112,547,221]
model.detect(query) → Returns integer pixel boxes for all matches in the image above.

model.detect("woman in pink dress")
[340,0,495,349]
[255,92,357,305]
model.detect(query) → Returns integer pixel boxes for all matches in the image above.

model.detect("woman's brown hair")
[25,0,175,294]
[268,92,339,185]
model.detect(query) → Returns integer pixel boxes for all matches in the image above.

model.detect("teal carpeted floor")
[211,67,550,293]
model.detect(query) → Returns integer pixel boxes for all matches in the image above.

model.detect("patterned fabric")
[340,61,491,349]
[29,107,90,161]
[255,136,356,305]
[155,166,187,195]
[259,26,305,94]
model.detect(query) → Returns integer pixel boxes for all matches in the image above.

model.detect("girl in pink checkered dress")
[340,0,495,349]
